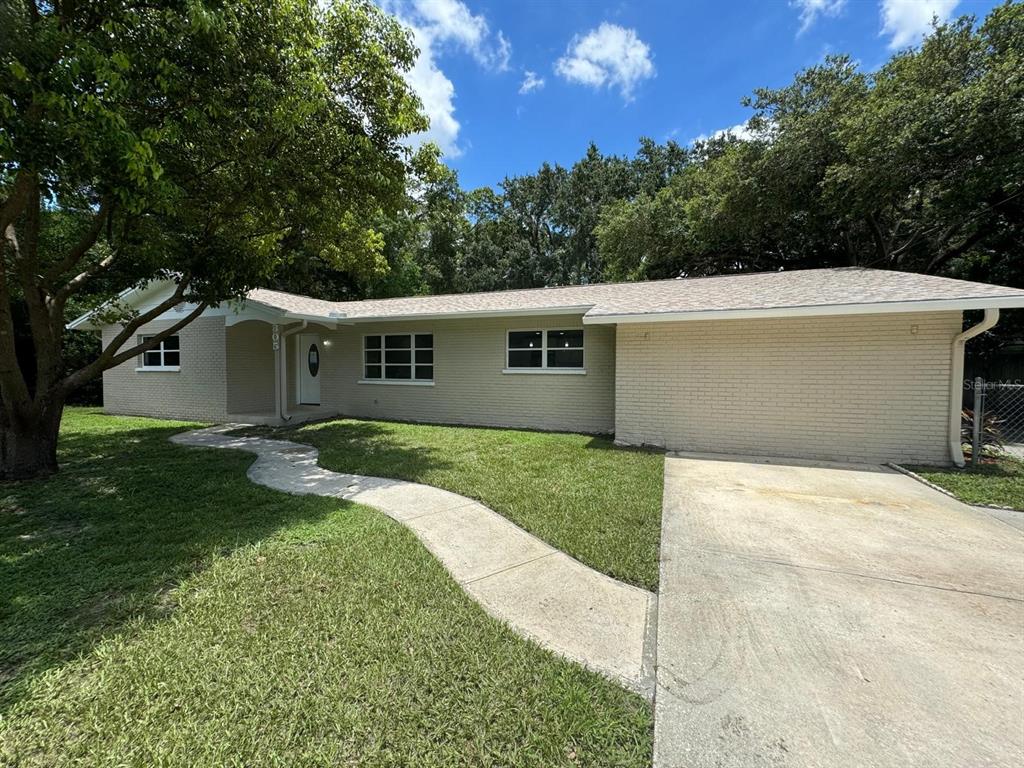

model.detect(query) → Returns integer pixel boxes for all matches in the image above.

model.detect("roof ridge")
[265,266,867,309]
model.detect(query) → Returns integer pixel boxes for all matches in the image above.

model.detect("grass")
[905,454,1024,511]
[242,418,665,592]
[0,408,652,767]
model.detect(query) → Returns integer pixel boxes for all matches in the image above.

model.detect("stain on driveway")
[655,453,1024,768]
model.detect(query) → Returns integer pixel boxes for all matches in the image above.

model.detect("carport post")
[972,377,984,467]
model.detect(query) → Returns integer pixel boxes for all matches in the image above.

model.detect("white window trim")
[362,333,434,383]
[505,327,585,373]
[136,334,181,372]
[501,367,585,375]
[357,379,435,387]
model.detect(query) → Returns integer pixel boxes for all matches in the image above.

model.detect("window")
[138,335,180,371]
[363,334,433,382]
[506,329,584,371]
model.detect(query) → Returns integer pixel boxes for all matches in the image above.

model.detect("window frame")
[359,332,435,386]
[504,327,585,374]
[135,334,181,372]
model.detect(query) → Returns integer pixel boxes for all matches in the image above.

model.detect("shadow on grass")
[583,435,664,455]
[0,414,357,713]
[238,418,457,481]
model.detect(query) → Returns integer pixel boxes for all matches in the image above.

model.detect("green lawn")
[243,418,665,592]
[0,408,652,767]
[905,454,1024,511]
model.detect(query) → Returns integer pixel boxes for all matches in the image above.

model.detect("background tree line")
[273,2,1022,349]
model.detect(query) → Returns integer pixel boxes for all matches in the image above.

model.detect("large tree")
[0,0,426,479]
[597,3,1024,284]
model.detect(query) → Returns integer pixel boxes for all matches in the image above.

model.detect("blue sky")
[383,0,1004,190]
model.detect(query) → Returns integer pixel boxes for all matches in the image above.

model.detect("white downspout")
[278,320,307,423]
[949,308,999,467]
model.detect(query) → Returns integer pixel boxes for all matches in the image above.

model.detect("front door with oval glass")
[297,333,321,405]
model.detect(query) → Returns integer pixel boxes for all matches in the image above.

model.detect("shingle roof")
[246,288,341,318]
[246,268,1024,323]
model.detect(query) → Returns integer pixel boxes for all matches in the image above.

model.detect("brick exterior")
[100,309,961,464]
[226,321,275,414]
[614,311,961,464]
[316,314,616,434]
[102,314,616,434]
[102,316,228,422]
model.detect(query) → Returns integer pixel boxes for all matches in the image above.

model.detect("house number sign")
[271,324,280,351]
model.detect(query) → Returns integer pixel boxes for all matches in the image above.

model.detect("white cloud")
[493,31,512,72]
[384,0,512,156]
[404,25,462,156]
[880,0,959,49]
[791,0,847,34]
[408,0,511,70]
[555,23,655,101]
[519,70,545,95]
[691,122,755,144]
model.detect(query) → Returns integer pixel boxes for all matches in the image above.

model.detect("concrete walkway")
[171,426,658,698]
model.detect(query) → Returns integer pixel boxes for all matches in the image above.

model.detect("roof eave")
[582,296,1024,325]
[342,304,595,324]
[66,284,148,331]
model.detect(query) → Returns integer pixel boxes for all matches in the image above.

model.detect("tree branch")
[865,211,891,265]
[59,278,194,387]
[62,298,209,394]
[0,168,35,235]
[925,227,993,274]
[51,247,119,308]
[42,197,113,287]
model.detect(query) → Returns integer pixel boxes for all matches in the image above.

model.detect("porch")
[225,319,337,426]
[225,404,339,427]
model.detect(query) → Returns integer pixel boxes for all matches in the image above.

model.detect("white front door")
[297,333,321,405]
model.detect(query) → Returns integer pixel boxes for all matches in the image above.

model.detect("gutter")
[582,296,1024,325]
[277,321,307,423]
[948,309,999,467]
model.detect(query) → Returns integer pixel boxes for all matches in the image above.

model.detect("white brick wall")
[102,316,228,422]
[100,308,960,464]
[614,311,961,464]
[317,314,616,434]
[226,321,275,414]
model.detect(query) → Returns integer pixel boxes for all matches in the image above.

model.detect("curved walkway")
[172,425,658,698]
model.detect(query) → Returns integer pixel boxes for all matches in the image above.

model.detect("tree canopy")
[0,0,426,477]
[316,2,1021,325]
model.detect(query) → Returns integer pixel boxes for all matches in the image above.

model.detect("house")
[70,267,1024,465]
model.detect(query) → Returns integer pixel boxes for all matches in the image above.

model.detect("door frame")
[295,333,322,405]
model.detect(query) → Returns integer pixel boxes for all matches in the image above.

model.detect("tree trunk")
[0,398,64,481]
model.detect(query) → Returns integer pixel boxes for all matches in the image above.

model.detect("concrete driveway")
[656,453,1024,768]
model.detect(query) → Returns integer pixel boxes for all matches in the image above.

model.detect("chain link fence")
[965,378,1024,463]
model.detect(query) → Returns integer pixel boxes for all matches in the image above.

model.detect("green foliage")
[1,0,424,326]
[907,455,1024,511]
[328,3,1021,344]
[0,409,652,765]
[4,0,426,296]
[961,407,1006,454]
[0,1,428,473]
[247,416,666,590]
[597,4,1024,292]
